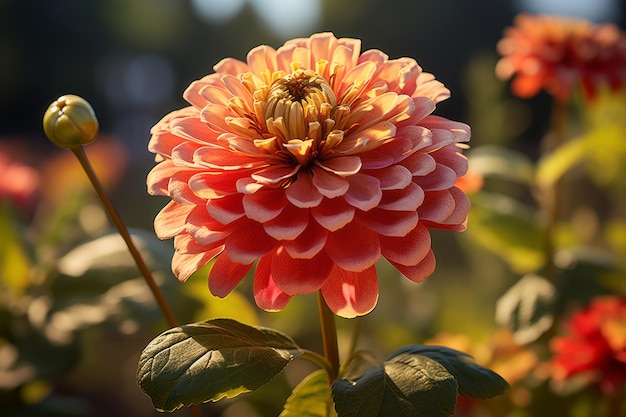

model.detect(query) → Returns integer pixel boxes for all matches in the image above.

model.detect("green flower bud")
[43,94,99,148]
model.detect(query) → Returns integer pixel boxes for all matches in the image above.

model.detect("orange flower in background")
[550,296,626,394]
[147,33,470,318]
[496,14,626,102]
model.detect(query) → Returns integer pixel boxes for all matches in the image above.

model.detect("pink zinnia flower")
[147,33,470,318]
[550,296,626,394]
[496,14,626,102]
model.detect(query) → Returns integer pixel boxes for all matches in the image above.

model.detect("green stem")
[318,292,340,381]
[346,316,363,357]
[541,99,568,282]
[300,349,334,379]
[71,146,178,328]
[72,147,204,417]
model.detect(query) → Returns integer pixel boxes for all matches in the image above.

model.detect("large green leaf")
[280,369,335,417]
[495,273,557,344]
[332,353,458,417]
[137,318,302,412]
[388,346,510,400]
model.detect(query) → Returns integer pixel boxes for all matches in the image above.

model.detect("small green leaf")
[137,318,302,412]
[332,354,457,417]
[495,274,556,344]
[280,370,335,417]
[388,346,510,400]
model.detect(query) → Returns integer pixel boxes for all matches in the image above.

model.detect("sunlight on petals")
[321,265,379,318]
[147,33,470,317]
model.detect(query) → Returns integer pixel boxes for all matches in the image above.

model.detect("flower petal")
[377,182,424,211]
[311,166,350,198]
[380,224,431,266]
[388,249,436,283]
[367,165,413,191]
[356,208,418,237]
[206,194,245,225]
[325,222,380,271]
[263,204,309,240]
[321,265,379,318]
[414,164,459,191]
[242,188,288,222]
[271,248,333,294]
[282,220,328,259]
[254,254,291,311]
[224,221,278,264]
[343,173,382,211]
[171,235,222,282]
[208,254,253,297]
[311,197,355,231]
[286,172,324,208]
[154,201,195,239]
[418,190,456,224]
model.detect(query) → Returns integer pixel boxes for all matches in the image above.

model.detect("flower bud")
[43,94,99,148]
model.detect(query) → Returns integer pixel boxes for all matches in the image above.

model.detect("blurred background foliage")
[1,0,626,416]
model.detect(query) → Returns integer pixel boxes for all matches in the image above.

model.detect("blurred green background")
[1,1,625,416]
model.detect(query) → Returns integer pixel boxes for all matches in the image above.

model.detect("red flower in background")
[496,14,626,102]
[0,147,39,213]
[550,296,626,393]
[147,33,470,318]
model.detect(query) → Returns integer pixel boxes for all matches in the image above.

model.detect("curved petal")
[242,188,288,222]
[311,197,355,232]
[271,248,333,294]
[154,201,195,239]
[254,254,291,311]
[224,221,279,264]
[367,165,413,191]
[263,204,309,240]
[311,166,350,198]
[377,183,424,212]
[417,190,455,224]
[286,172,324,208]
[208,254,254,298]
[343,173,382,212]
[355,208,418,237]
[388,249,436,283]
[282,220,328,259]
[171,238,222,282]
[325,222,381,271]
[380,224,431,266]
[428,187,470,231]
[414,164,459,191]
[321,264,379,318]
[206,194,245,225]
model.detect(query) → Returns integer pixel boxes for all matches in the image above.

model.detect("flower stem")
[70,146,179,328]
[317,292,340,381]
[299,349,334,379]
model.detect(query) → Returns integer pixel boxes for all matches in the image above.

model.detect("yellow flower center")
[263,69,337,141]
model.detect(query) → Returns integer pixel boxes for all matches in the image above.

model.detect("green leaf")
[332,353,457,417]
[467,193,544,273]
[137,318,302,412]
[536,134,592,189]
[555,248,618,305]
[388,346,510,400]
[495,274,556,344]
[280,370,335,417]
[468,146,535,184]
